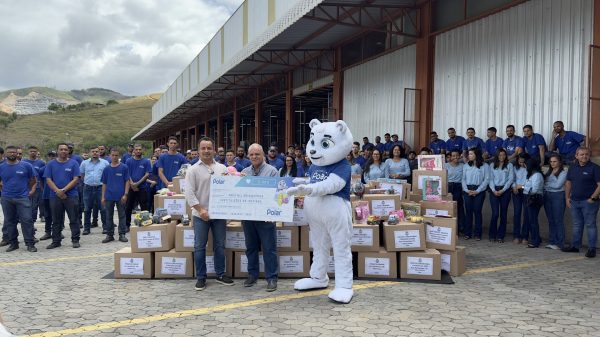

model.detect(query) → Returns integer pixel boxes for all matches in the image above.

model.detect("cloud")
[0,0,244,96]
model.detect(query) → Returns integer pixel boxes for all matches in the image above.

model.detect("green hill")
[0,87,77,101]
[0,86,132,104]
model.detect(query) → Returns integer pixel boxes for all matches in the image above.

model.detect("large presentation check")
[208,176,295,222]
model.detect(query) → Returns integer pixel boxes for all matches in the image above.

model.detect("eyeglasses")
[269,150,276,152]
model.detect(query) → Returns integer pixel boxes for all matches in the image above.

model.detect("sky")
[0,0,244,96]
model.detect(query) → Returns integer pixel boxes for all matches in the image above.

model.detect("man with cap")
[122,143,134,163]
[39,151,58,241]
[266,146,284,170]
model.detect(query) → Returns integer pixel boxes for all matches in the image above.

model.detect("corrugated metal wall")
[433,0,593,143]
[343,45,417,143]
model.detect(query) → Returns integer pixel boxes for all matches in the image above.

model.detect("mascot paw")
[287,185,312,196]
[292,177,309,185]
[294,277,329,290]
[328,288,353,304]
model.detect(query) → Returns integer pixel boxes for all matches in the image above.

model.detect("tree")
[106,99,118,106]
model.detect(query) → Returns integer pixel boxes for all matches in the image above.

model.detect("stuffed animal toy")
[286,119,354,303]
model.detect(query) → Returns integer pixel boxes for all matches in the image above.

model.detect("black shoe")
[27,246,37,252]
[586,248,596,258]
[244,276,257,287]
[91,222,98,228]
[215,275,234,286]
[561,246,579,253]
[102,230,107,234]
[6,244,18,252]
[527,243,539,248]
[266,279,277,292]
[118,234,128,243]
[0,240,8,247]
[82,230,90,235]
[463,236,471,240]
[79,224,83,228]
[40,233,52,240]
[46,242,61,249]
[61,234,65,239]
[102,235,114,243]
[72,241,81,248]
[40,216,45,222]
[195,279,206,291]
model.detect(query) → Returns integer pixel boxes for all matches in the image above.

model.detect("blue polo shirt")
[266,157,284,170]
[429,139,447,154]
[503,136,524,157]
[361,142,374,151]
[446,136,465,153]
[555,131,584,156]
[307,160,351,201]
[43,159,81,198]
[23,159,45,188]
[156,153,187,189]
[355,156,367,168]
[0,161,35,198]
[374,143,385,154]
[70,154,83,165]
[462,137,485,152]
[523,133,547,157]
[101,163,130,201]
[567,161,600,201]
[235,157,252,169]
[383,141,395,153]
[122,153,133,164]
[485,137,504,157]
[126,157,152,189]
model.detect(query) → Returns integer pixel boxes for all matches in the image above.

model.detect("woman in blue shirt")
[461,148,489,240]
[523,158,544,248]
[511,153,530,244]
[346,152,362,176]
[385,145,411,179]
[446,150,465,233]
[543,154,567,250]
[301,155,312,177]
[362,149,388,183]
[488,149,514,243]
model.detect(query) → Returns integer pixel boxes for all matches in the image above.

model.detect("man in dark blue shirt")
[503,125,523,163]
[549,121,585,163]
[446,127,465,154]
[361,137,374,152]
[125,144,151,230]
[234,146,251,169]
[102,148,130,243]
[23,146,45,227]
[266,146,284,170]
[522,125,546,165]
[462,128,485,160]
[429,131,446,155]
[563,147,600,258]
[484,127,504,162]
[157,136,188,189]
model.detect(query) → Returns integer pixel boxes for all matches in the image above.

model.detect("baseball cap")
[47,150,57,156]
[186,149,192,154]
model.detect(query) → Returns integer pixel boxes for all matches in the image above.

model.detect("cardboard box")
[363,194,403,220]
[172,176,187,194]
[351,223,380,252]
[278,251,311,278]
[412,170,448,196]
[233,251,265,278]
[156,194,189,220]
[175,224,212,252]
[439,246,466,276]
[382,222,426,251]
[400,249,441,280]
[131,221,177,253]
[410,193,453,203]
[193,249,233,278]
[357,250,397,279]
[114,247,154,279]
[276,225,299,252]
[423,217,458,251]
[154,249,194,278]
[417,155,445,170]
[225,223,246,251]
[377,181,411,200]
[400,202,421,218]
[419,200,457,218]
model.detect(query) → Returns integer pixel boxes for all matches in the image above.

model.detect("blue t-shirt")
[355,156,367,168]
[23,159,45,188]
[0,161,35,198]
[555,131,584,156]
[235,157,252,169]
[70,154,83,165]
[503,136,523,156]
[566,161,600,201]
[374,143,385,154]
[266,157,284,170]
[226,162,245,173]
[43,159,81,198]
[462,137,485,152]
[190,157,199,165]
[485,137,504,157]
[361,143,374,151]
[523,133,547,157]
[156,153,187,189]
[429,139,447,154]
[126,157,152,189]
[101,163,130,201]
[122,153,132,164]
[446,136,465,152]
[307,160,351,201]
[383,141,395,153]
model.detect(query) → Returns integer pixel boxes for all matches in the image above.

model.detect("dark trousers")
[83,185,105,230]
[526,202,542,247]
[1,197,35,246]
[463,190,486,238]
[105,200,127,235]
[512,190,529,240]
[43,198,53,234]
[125,188,149,227]
[448,182,465,232]
[242,220,278,281]
[50,197,80,244]
[29,189,41,224]
[488,188,511,240]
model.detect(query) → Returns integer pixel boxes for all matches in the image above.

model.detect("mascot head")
[306,119,353,166]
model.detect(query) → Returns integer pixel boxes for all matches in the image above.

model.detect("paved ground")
[1,218,599,337]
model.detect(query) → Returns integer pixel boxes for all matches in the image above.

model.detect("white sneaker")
[548,245,560,250]
[545,244,553,249]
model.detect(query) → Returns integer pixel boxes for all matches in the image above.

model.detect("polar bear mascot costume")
[286,119,354,303]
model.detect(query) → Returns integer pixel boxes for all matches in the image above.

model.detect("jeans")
[29,189,41,223]
[50,197,80,244]
[43,198,53,234]
[463,191,486,238]
[193,216,226,280]
[125,188,149,227]
[488,188,511,240]
[242,220,278,281]
[526,200,542,247]
[569,199,600,249]
[83,185,105,230]
[105,200,127,235]
[1,197,35,246]
[448,182,465,232]
[512,190,529,240]
[544,191,565,248]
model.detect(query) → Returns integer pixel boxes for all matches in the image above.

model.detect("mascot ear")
[309,119,321,129]
[335,120,348,134]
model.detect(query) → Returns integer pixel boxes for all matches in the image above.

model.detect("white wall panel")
[199,50,209,83]
[276,0,298,18]
[209,30,223,73]
[190,55,199,88]
[343,45,417,143]
[433,0,593,142]
[224,9,244,60]
[248,0,269,42]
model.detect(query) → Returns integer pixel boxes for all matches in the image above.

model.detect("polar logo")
[267,209,282,216]
[212,178,225,184]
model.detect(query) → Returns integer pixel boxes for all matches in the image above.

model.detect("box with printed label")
[278,251,310,278]
[114,247,154,279]
[225,223,246,251]
[351,223,380,252]
[419,200,457,218]
[175,224,212,252]
[130,221,177,253]
[399,249,441,280]
[154,249,194,278]
[439,246,466,276]
[357,250,397,279]
[233,251,265,278]
[193,249,233,277]
[172,176,186,194]
[423,217,457,251]
[156,194,188,220]
[382,222,426,252]
[412,170,448,196]
[363,194,403,220]
[276,224,299,252]
[300,225,311,251]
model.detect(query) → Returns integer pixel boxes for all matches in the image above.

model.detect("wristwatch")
[592,196,599,201]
